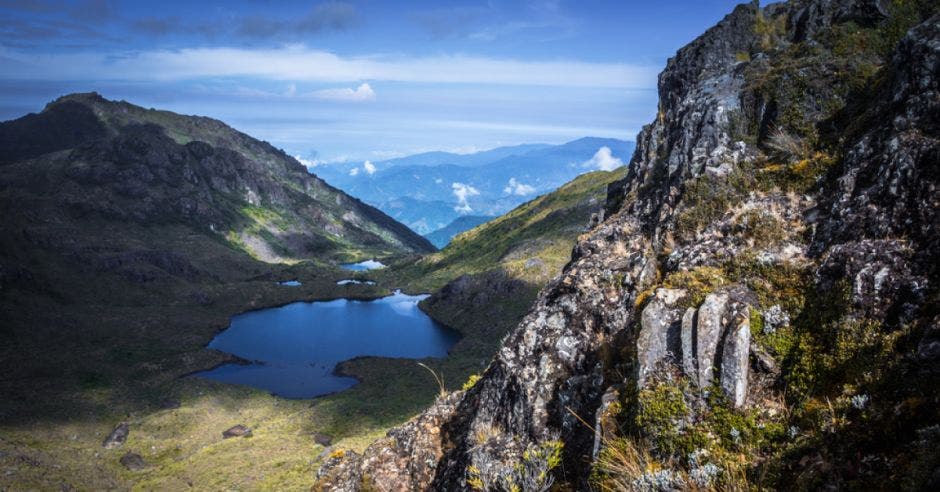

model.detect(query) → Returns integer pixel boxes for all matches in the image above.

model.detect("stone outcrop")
[636,288,688,387]
[316,3,939,490]
[637,285,755,408]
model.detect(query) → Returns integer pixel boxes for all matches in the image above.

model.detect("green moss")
[635,381,695,456]
[661,266,729,311]
[734,209,787,248]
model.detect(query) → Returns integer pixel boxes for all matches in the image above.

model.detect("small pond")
[196,291,459,398]
[341,260,386,271]
[277,280,301,286]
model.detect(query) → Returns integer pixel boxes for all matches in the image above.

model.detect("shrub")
[462,373,482,391]
[765,127,811,163]
[468,439,563,492]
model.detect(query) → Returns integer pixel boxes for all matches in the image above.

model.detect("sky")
[0,0,747,163]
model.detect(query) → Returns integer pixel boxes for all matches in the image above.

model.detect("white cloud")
[362,160,376,174]
[452,182,480,213]
[310,82,376,102]
[1,45,658,89]
[434,178,443,184]
[503,177,536,196]
[293,155,321,168]
[583,146,623,171]
[284,83,297,97]
[349,167,360,176]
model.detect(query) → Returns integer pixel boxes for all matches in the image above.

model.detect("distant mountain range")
[423,215,493,249]
[312,137,634,235]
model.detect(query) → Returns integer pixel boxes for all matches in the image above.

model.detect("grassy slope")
[389,168,625,292]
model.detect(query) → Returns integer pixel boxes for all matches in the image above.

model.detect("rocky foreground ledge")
[316,1,939,489]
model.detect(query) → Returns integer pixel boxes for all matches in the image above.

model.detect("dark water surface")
[196,291,459,398]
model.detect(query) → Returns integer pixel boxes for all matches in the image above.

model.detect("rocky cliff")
[316,1,939,490]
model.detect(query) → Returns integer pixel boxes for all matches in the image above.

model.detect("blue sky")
[0,0,746,162]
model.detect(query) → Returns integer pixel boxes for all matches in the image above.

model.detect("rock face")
[317,3,940,490]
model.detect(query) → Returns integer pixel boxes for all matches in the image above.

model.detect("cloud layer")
[0,45,657,89]
[583,146,624,171]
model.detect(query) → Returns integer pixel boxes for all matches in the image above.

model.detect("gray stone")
[119,452,149,471]
[222,425,252,439]
[695,292,729,388]
[720,317,750,408]
[102,422,128,449]
[681,307,697,378]
[637,288,687,387]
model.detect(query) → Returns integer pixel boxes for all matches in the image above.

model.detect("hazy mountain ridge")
[315,137,635,234]
[422,215,494,249]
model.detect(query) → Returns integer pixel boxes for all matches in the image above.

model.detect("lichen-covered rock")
[640,284,755,408]
[694,292,730,390]
[680,307,698,378]
[720,317,750,408]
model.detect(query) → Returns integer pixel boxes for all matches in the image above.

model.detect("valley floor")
[0,264,537,490]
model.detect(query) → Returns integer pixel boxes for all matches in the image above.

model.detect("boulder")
[102,422,128,449]
[222,425,252,439]
[119,452,149,471]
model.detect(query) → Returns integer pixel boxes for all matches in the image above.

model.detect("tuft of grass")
[417,362,447,398]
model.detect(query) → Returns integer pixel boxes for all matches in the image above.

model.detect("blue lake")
[341,260,386,271]
[196,291,459,398]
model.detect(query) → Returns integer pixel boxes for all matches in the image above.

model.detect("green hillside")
[388,168,625,292]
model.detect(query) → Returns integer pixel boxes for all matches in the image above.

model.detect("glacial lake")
[196,291,459,398]
[341,260,386,271]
